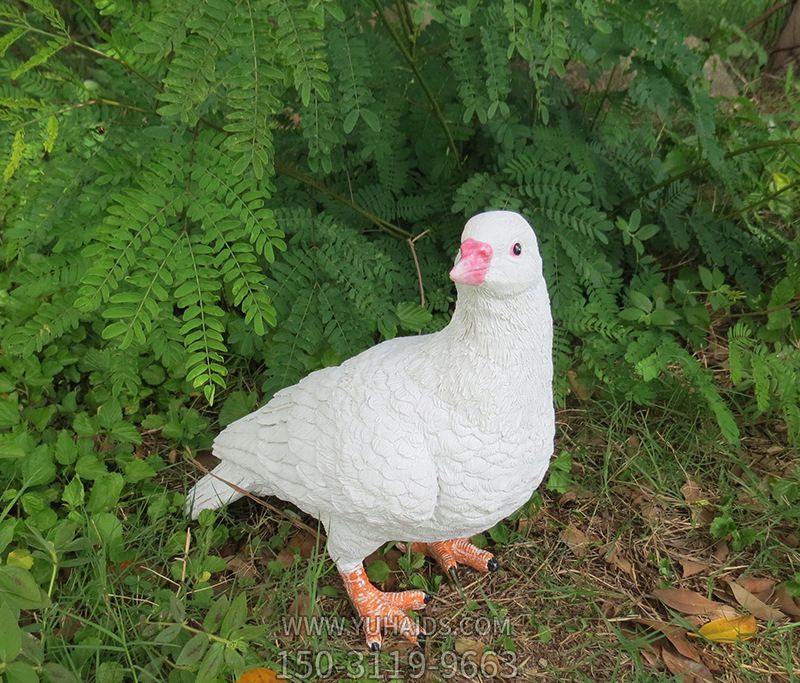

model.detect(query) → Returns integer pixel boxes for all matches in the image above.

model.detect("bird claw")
[413,538,499,576]
[340,566,428,650]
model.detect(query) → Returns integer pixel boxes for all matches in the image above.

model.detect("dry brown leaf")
[653,588,734,618]
[482,651,501,674]
[662,646,715,682]
[604,544,635,577]
[225,554,258,579]
[727,581,785,622]
[775,585,800,619]
[681,479,703,504]
[287,531,318,559]
[680,559,709,579]
[284,591,312,638]
[236,668,281,683]
[384,640,416,654]
[694,615,757,643]
[635,619,702,662]
[781,531,799,548]
[275,547,295,569]
[711,539,729,563]
[736,577,775,596]
[566,369,591,401]
[455,637,485,665]
[641,646,662,669]
[558,490,578,505]
[560,524,591,557]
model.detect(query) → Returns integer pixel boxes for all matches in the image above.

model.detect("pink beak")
[449,238,493,285]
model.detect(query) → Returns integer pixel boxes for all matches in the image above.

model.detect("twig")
[185,453,323,539]
[0,19,160,93]
[620,139,800,206]
[371,0,461,166]
[720,178,798,220]
[744,1,792,32]
[589,62,619,130]
[275,159,411,240]
[407,229,430,307]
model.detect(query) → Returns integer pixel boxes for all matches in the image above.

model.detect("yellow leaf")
[695,615,757,642]
[772,171,790,191]
[7,548,34,569]
[236,668,281,683]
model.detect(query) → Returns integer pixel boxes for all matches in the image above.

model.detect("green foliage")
[1,0,799,679]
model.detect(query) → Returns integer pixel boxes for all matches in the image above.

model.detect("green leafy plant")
[1,0,799,679]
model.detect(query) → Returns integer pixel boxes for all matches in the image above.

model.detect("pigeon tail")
[185,463,253,519]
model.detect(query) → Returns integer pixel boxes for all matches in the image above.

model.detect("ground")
[180,404,799,682]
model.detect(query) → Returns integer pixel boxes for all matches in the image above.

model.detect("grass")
[30,394,799,682]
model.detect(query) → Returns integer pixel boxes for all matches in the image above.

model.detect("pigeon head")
[450,210,543,298]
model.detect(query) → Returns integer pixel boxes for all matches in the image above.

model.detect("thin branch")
[407,229,430,307]
[371,0,461,166]
[0,19,160,93]
[275,159,411,239]
[744,1,792,31]
[589,62,619,130]
[0,98,157,137]
[185,453,323,539]
[620,139,800,206]
[720,179,798,220]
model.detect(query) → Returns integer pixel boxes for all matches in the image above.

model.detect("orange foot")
[411,538,499,577]
[340,565,430,651]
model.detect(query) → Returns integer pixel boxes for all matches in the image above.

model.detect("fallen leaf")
[558,490,578,505]
[781,531,799,548]
[681,479,703,504]
[727,581,785,622]
[289,591,311,618]
[454,637,485,665]
[225,554,258,579]
[680,559,709,579]
[560,524,590,557]
[286,591,312,637]
[481,651,501,674]
[641,646,662,668]
[653,588,735,618]
[635,619,701,661]
[275,547,295,569]
[236,668,281,683]
[626,435,641,451]
[661,646,715,682]
[566,369,591,401]
[384,640,416,654]
[605,546,635,577]
[775,585,800,619]
[694,615,757,643]
[711,539,729,563]
[736,577,775,595]
[288,531,319,559]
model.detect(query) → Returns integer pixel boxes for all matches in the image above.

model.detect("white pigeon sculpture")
[186,210,554,649]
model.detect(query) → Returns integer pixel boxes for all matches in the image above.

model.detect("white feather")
[185,210,555,573]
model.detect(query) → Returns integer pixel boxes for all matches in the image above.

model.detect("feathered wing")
[188,338,439,531]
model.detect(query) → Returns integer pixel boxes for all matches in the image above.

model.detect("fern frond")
[75,163,184,313]
[222,0,279,179]
[174,233,227,404]
[266,0,330,106]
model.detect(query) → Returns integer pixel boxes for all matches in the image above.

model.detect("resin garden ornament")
[187,210,555,649]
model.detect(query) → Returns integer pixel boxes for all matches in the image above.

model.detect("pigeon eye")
[512,242,522,256]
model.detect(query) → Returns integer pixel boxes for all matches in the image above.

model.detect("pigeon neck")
[445,284,551,359]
